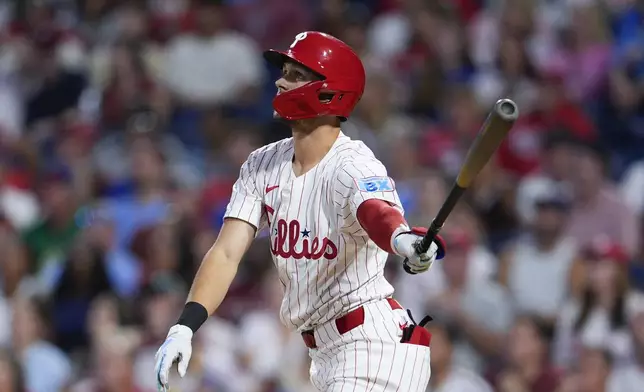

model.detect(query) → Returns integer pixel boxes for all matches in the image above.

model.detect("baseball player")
[154,31,446,392]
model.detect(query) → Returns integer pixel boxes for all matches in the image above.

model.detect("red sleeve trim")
[356,199,407,253]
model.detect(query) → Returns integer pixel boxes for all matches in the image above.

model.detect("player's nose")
[275,77,289,94]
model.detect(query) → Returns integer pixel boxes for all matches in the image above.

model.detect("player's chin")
[273,111,295,126]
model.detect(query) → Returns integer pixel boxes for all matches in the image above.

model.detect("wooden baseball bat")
[415,98,519,254]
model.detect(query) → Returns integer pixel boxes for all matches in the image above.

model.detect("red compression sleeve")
[356,199,408,254]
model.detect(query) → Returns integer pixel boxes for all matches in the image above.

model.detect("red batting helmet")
[263,31,366,121]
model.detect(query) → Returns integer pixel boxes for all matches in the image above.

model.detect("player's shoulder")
[335,133,378,159]
[334,133,386,171]
[245,137,294,169]
[249,137,293,158]
[330,134,394,192]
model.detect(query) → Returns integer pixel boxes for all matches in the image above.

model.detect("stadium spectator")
[426,322,493,392]
[565,140,640,256]
[490,316,561,392]
[50,233,113,353]
[0,349,25,392]
[557,347,613,392]
[422,225,513,373]
[553,238,642,369]
[607,300,644,392]
[162,0,264,106]
[499,183,583,323]
[12,295,72,392]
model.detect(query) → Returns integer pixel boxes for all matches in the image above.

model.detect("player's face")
[273,62,318,119]
[276,62,317,92]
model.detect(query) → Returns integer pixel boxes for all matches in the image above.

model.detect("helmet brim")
[263,50,290,69]
[264,49,326,81]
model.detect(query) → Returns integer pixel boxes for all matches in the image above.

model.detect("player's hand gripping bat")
[414,98,519,255]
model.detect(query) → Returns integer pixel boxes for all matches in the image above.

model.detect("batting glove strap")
[396,228,446,275]
[397,227,447,260]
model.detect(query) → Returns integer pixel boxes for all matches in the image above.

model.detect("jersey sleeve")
[334,158,404,231]
[223,154,266,231]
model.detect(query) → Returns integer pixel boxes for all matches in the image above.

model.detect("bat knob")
[403,263,417,275]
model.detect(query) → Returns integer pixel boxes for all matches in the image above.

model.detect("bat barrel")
[414,98,519,258]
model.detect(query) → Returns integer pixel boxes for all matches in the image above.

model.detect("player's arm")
[155,154,265,391]
[337,160,446,274]
[178,154,266,329]
[182,218,256,323]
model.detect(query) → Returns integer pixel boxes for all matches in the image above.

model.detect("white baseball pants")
[305,298,432,391]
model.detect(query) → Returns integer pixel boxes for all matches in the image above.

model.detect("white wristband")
[390,224,410,256]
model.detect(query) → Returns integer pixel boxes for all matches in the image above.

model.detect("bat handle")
[415,220,442,254]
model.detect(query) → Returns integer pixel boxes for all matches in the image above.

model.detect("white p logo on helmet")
[290,32,308,49]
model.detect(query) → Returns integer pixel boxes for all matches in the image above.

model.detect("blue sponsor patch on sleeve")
[356,176,395,192]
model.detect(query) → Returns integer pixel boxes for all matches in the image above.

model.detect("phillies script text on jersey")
[270,218,338,260]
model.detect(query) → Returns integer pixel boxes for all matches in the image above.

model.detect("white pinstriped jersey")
[224,132,402,331]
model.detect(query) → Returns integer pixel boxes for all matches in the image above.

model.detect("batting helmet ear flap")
[271,78,363,121]
[264,31,366,121]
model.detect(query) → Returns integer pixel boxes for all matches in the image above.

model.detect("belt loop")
[301,330,317,349]
[386,297,402,310]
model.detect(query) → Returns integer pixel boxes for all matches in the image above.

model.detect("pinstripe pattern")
[309,299,431,391]
[223,132,431,390]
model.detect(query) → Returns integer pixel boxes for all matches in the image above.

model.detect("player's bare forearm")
[180,218,256,330]
[187,245,242,315]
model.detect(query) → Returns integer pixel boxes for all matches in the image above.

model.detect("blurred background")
[0,0,643,391]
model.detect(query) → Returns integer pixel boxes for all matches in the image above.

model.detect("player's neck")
[291,124,341,176]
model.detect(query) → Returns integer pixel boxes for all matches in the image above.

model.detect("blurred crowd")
[0,0,643,391]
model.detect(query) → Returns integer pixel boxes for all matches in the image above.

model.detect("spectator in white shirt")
[500,184,583,324]
[12,296,72,392]
[427,321,494,392]
[607,305,644,392]
[515,131,579,226]
[620,159,644,219]
[553,239,640,369]
[162,0,264,106]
